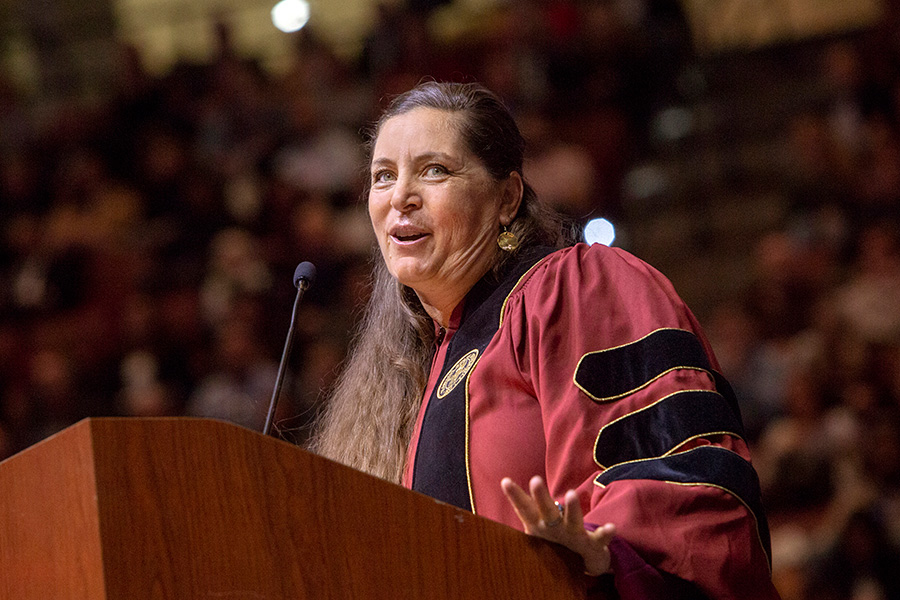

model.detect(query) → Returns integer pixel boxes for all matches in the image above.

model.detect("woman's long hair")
[307,81,566,482]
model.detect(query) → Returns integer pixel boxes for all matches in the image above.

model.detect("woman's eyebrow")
[370,157,394,168]
[372,152,455,166]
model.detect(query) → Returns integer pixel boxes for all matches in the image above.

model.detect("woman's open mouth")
[390,225,429,245]
[394,233,426,242]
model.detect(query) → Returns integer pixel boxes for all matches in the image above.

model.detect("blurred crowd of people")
[702,16,900,600]
[0,0,659,455]
[2,1,900,598]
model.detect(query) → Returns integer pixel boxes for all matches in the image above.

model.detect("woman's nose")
[389,176,422,212]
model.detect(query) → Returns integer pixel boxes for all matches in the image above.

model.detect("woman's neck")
[413,262,493,328]
[417,293,462,328]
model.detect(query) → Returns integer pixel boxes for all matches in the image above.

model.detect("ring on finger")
[544,501,565,527]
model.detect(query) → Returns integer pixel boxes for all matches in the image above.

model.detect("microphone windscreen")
[293,261,317,288]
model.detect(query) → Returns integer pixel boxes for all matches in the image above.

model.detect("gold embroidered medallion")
[437,349,479,398]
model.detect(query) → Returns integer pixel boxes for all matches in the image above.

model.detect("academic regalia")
[402,243,779,600]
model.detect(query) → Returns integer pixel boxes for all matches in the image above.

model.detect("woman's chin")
[389,262,433,289]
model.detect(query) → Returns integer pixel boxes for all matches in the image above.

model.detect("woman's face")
[368,107,521,315]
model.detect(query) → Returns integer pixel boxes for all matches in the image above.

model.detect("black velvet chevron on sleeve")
[575,328,744,425]
[593,390,744,469]
[595,446,772,567]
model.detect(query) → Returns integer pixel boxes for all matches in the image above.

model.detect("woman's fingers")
[504,476,582,536]
[502,477,616,576]
[500,477,543,532]
[563,489,584,529]
[528,475,567,528]
[590,523,616,543]
[583,523,617,576]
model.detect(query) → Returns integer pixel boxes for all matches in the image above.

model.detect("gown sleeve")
[502,243,779,600]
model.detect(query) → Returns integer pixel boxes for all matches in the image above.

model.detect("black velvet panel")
[594,445,772,566]
[575,328,713,402]
[411,247,554,511]
[594,390,744,469]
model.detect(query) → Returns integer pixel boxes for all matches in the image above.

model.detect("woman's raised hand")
[500,475,616,576]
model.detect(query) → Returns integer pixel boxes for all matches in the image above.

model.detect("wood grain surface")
[0,418,588,599]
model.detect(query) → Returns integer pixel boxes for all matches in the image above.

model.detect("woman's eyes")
[372,165,449,183]
[424,165,448,177]
[372,170,395,183]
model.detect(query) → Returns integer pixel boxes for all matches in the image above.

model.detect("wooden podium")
[0,418,587,599]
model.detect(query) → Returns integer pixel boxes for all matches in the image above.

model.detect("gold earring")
[498,225,519,251]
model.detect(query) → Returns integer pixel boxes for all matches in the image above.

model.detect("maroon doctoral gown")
[401,243,780,600]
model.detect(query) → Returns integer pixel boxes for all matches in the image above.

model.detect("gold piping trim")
[464,252,553,514]
[576,365,712,403]
[591,446,772,573]
[656,481,771,574]
[573,327,714,403]
[580,326,689,354]
[591,388,744,469]
[664,431,745,458]
[498,254,554,327]
[464,354,483,514]
[592,444,743,482]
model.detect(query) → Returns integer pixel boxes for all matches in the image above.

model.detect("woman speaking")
[310,81,779,600]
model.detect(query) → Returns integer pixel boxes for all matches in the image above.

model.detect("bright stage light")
[584,218,616,247]
[271,0,310,33]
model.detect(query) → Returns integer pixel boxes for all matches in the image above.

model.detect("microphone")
[262,261,316,436]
